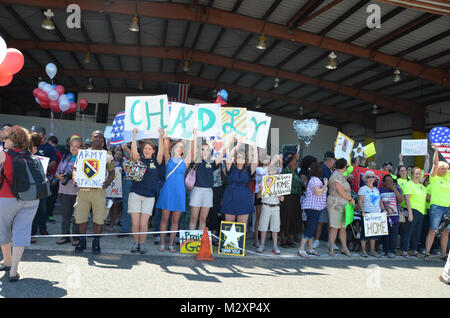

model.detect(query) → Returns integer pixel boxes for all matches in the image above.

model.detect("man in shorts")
[72,131,115,254]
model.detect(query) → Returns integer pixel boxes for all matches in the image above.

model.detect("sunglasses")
[366,176,375,179]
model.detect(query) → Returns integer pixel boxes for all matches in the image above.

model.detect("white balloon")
[48,90,59,101]
[59,101,70,112]
[38,81,47,90]
[43,84,53,94]
[0,35,6,65]
[293,119,319,147]
[45,63,57,80]
[59,94,69,103]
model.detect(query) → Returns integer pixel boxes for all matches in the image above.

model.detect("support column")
[412,114,426,169]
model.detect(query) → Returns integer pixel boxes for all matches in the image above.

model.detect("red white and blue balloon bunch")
[32,62,88,113]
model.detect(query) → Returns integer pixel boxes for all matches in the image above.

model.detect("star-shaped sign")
[352,143,365,158]
[221,223,245,248]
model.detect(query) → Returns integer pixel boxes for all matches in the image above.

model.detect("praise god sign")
[75,150,107,188]
[179,230,213,255]
[363,213,388,237]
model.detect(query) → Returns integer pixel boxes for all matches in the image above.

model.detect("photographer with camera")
[54,137,83,245]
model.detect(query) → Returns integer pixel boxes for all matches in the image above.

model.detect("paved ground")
[0,204,448,298]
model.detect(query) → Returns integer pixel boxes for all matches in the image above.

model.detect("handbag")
[123,159,147,182]
[185,163,198,191]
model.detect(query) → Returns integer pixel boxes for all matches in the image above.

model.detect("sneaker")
[130,243,140,253]
[381,251,388,257]
[74,237,86,253]
[256,244,264,253]
[154,236,161,245]
[92,238,101,254]
[48,216,56,224]
[369,251,381,258]
[272,245,281,255]
[360,251,368,258]
[388,252,396,258]
[139,244,147,254]
[312,240,319,249]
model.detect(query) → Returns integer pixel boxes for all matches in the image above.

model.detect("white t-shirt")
[358,185,381,214]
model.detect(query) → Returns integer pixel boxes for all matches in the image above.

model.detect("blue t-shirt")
[194,160,217,188]
[37,142,57,163]
[321,163,332,180]
[130,157,163,198]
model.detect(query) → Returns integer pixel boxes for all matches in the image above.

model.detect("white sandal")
[158,245,165,252]
[298,250,309,258]
[168,245,176,253]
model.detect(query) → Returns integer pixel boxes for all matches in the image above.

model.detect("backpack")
[0,149,51,200]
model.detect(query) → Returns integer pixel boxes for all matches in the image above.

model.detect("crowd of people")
[0,123,448,285]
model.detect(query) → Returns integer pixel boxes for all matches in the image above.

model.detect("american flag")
[430,126,450,163]
[167,83,189,104]
[110,111,125,145]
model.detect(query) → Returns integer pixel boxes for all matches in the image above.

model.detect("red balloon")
[54,85,65,96]
[49,100,60,113]
[0,74,13,86]
[36,90,49,103]
[79,98,88,111]
[40,100,50,109]
[0,48,24,76]
[66,102,77,114]
[33,88,40,97]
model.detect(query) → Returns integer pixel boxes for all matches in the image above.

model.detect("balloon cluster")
[32,63,88,113]
[0,35,24,86]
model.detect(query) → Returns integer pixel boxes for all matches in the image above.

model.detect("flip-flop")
[168,245,176,253]
[158,245,166,252]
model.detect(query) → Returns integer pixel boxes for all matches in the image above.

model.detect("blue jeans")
[302,209,322,240]
[382,221,400,254]
[401,209,424,252]
[120,178,133,233]
[429,204,450,231]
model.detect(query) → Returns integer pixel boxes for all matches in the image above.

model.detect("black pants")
[206,186,223,232]
[46,181,59,218]
[60,194,79,236]
[32,198,48,235]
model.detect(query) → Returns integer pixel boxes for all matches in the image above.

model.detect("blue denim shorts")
[319,207,329,223]
[429,204,450,231]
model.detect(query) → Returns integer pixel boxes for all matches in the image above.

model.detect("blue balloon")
[45,63,57,80]
[52,84,56,88]
[218,89,228,102]
[66,92,75,102]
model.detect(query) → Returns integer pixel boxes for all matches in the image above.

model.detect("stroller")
[347,211,362,252]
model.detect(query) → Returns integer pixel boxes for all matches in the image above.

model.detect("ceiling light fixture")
[256,34,266,50]
[325,51,337,70]
[372,104,378,115]
[255,97,262,109]
[273,77,280,88]
[129,15,139,32]
[84,52,91,64]
[183,60,189,72]
[394,68,401,82]
[41,9,55,30]
[299,106,304,115]
[86,77,94,90]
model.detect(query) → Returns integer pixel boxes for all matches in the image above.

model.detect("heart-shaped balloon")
[293,119,319,147]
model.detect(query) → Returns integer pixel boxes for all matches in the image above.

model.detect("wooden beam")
[374,0,450,16]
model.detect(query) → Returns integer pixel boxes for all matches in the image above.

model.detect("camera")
[61,173,72,186]
[435,211,450,238]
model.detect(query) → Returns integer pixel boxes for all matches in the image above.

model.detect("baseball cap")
[382,161,393,167]
[31,126,46,135]
[324,151,335,160]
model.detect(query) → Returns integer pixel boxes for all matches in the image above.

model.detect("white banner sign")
[75,150,107,188]
[246,111,271,149]
[34,155,49,173]
[363,213,389,237]
[106,167,122,198]
[261,174,292,198]
[401,139,428,156]
[334,132,355,163]
[168,102,197,140]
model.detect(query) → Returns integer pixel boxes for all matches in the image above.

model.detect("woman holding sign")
[221,140,258,225]
[128,128,164,254]
[358,170,386,258]
[157,131,195,253]
[188,143,225,231]
[400,167,427,258]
